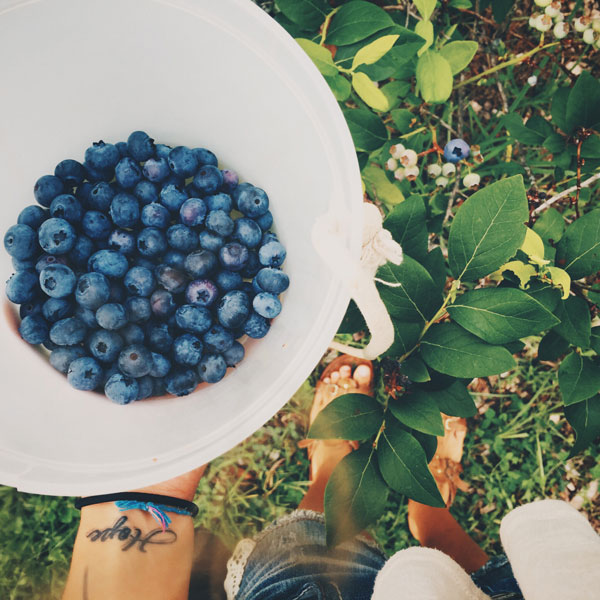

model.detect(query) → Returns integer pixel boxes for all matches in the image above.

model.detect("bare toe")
[339,365,352,379]
[330,371,340,384]
[353,364,372,386]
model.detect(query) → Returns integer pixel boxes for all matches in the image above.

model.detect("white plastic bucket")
[0,0,363,496]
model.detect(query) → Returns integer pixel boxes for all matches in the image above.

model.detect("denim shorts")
[225,510,524,600]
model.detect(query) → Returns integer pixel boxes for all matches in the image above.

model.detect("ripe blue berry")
[258,240,286,267]
[243,311,270,338]
[167,224,197,252]
[88,330,124,363]
[155,264,187,294]
[203,324,234,353]
[82,211,112,240]
[254,211,273,231]
[443,138,470,163]
[163,249,186,270]
[127,131,155,162]
[75,272,111,310]
[143,157,170,183]
[118,344,153,377]
[198,353,227,383]
[55,159,85,187]
[184,249,218,278]
[255,268,289,294]
[150,289,177,318]
[253,292,282,318]
[4,224,38,260]
[108,229,136,255]
[160,184,188,212]
[19,315,49,345]
[50,317,87,346]
[88,250,129,279]
[237,186,269,218]
[110,193,140,228]
[49,346,86,373]
[18,205,47,229]
[134,180,159,205]
[219,242,249,272]
[233,218,262,248]
[193,147,218,167]
[198,230,224,252]
[69,235,95,267]
[39,264,76,298]
[150,352,171,377]
[115,157,142,189]
[104,373,139,404]
[173,333,203,366]
[168,146,199,178]
[215,270,242,292]
[141,203,170,229]
[221,169,239,193]
[192,165,223,195]
[223,341,244,367]
[120,322,146,344]
[147,323,174,353]
[205,210,234,237]
[179,198,207,227]
[96,303,127,330]
[137,227,167,257]
[175,304,212,334]
[87,182,115,211]
[85,141,120,171]
[217,290,250,329]
[206,193,232,213]
[34,175,65,207]
[165,369,198,396]
[6,271,39,304]
[186,279,218,307]
[67,356,103,391]
[155,144,172,159]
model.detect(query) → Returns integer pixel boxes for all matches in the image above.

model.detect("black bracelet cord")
[74,492,199,517]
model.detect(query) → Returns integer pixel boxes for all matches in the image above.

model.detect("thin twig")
[420,108,458,136]
[532,172,600,216]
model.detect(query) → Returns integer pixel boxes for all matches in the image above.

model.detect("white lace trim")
[224,537,256,600]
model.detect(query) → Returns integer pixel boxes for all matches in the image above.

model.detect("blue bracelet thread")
[115,500,193,532]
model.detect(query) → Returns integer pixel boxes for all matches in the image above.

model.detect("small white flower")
[553,11,564,22]
[574,16,590,32]
[427,163,442,177]
[583,28,598,44]
[393,167,405,181]
[390,143,406,159]
[404,165,419,181]
[435,176,449,188]
[399,148,418,167]
[534,0,551,6]
[544,2,561,18]
[529,13,540,28]
[386,158,398,171]
[553,21,569,39]
[528,75,538,86]
[535,14,553,32]
[463,173,481,188]
[442,162,456,177]
[593,18,600,33]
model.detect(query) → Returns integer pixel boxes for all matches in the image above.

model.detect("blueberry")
[198,353,227,383]
[5,271,39,303]
[75,305,98,328]
[254,211,273,231]
[12,258,36,272]
[165,369,198,396]
[215,270,242,292]
[69,235,95,267]
[127,131,155,162]
[143,157,170,183]
[155,144,172,160]
[84,161,113,183]
[136,375,154,400]
[39,264,76,298]
[205,193,232,213]
[179,198,207,227]
[43,339,59,351]
[134,180,159,205]
[18,205,47,229]
[88,329,124,363]
[237,186,269,218]
[141,202,170,229]
[258,240,286,267]
[173,333,203,366]
[175,304,212,334]
[162,173,185,189]
[105,373,139,404]
[4,224,38,260]
[192,148,218,167]
[134,257,156,270]
[35,254,66,273]
[137,227,167,258]
[221,169,239,193]
[163,249,186,270]
[147,322,174,352]
[184,249,218,278]
[261,232,278,245]
[150,352,171,377]
[110,193,140,228]
[108,229,136,255]
[75,272,111,310]
[192,165,223,195]
[19,315,49,345]
[50,317,87,345]
[119,322,146,344]
[82,211,112,240]
[203,324,234,353]
[150,289,177,318]
[123,266,155,297]
[34,175,64,207]
[96,303,127,330]
[165,225,196,253]
[54,159,85,187]
[198,230,224,252]
[160,184,188,212]
[152,377,167,396]
[231,182,254,209]
[19,301,43,318]
[155,264,187,294]
[38,218,76,255]
[217,290,250,329]
[223,341,245,367]
[443,138,470,163]
[168,146,199,178]
[49,346,86,373]
[243,311,270,338]
[233,218,262,248]
[253,292,281,318]
[115,157,142,190]
[255,268,289,294]
[108,284,126,303]
[87,182,115,212]
[85,141,120,171]
[67,357,103,391]
[205,210,234,237]
[116,141,129,158]
[186,279,218,307]
[88,250,129,279]
[219,242,249,272]
[118,344,153,377]
[238,281,254,296]
[76,182,94,206]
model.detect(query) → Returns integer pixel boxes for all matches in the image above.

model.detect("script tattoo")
[86,516,177,552]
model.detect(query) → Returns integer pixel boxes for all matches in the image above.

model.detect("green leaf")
[326,1,394,46]
[565,395,600,455]
[359,42,421,81]
[384,320,423,358]
[362,165,404,206]
[416,50,453,103]
[555,210,600,280]
[410,429,438,462]
[526,115,554,139]
[308,393,384,439]
[448,175,529,281]
[551,87,570,132]
[447,288,560,344]
[390,108,415,133]
[381,81,412,109]
[479,0,515,21]
[543,133,566,154]
[421,247,446,292]
[526,281,561,312]
[553,296,591,348]
[377,256,441,322]
[421,322,516,378]
[389,392,444,436]
[383,195,428,263]
[338,299,367,334]
[533,207,565,244]
[275,0,328,29]
[581,135,600,159]
[378,420,444,506]
[591,327,600,355]
[502,113,545,145]
[352,72,390,111]
[400,355,430,383]
[538,330,570,361]
[324,446,389,546]
[439,41,478,75]
[415,20,434,55]
[344,108,388,152]
[296,39,338,76]
[558,352,600,406]
[352,34,399,69]
[565,71,600,133]
[324,73,352,101]
[421,381,477,417]
[413,0,437,20]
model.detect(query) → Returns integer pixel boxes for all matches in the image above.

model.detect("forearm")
[62,502,194,600]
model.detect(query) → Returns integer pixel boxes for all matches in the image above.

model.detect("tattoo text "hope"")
[86,516,177,552]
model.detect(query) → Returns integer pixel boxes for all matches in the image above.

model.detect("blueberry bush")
[269,0,600,545]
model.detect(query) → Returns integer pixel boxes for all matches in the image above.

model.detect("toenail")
[323,377,330,384]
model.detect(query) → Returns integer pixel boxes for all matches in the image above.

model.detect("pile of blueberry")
[3,131,288,403]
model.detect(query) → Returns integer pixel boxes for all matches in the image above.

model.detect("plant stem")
[531,171,600,216]
[319,7,339,45]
